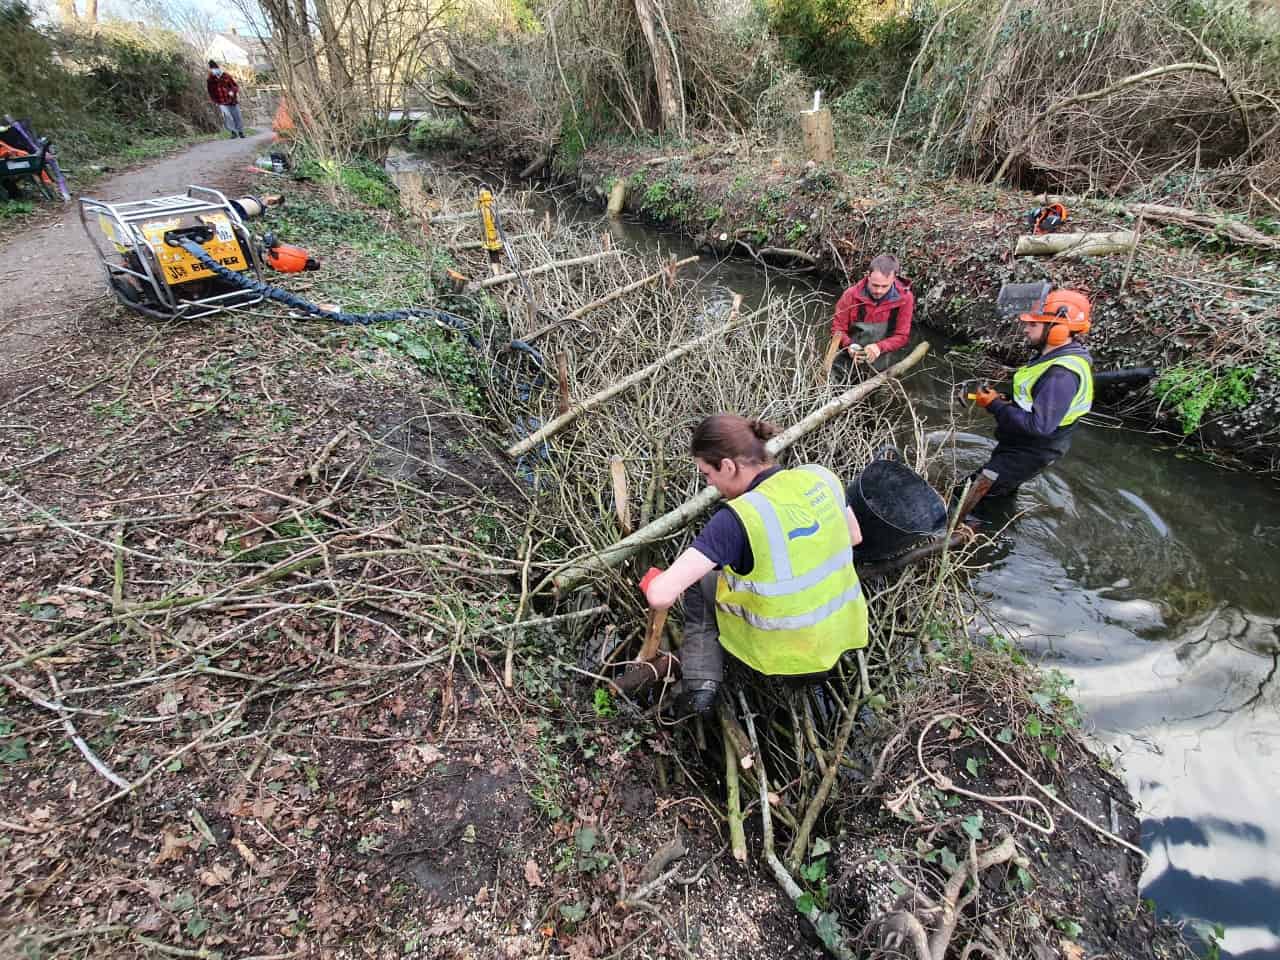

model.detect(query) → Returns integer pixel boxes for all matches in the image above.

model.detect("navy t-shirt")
[690,466,783,575]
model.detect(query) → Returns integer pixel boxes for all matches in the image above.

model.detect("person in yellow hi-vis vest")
[967,288,1094,501]
[641,414,869,716]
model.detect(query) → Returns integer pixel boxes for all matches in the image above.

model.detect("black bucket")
[847,447,948,562]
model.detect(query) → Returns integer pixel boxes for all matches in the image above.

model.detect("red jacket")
[207,72,240,106]
[831,277,914,354]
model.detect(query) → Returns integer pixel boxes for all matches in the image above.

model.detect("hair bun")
[749,419,781,441]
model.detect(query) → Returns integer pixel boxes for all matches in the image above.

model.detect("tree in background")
[421,0,784,169]
[0,0,216,169]
[235,0,456,162]
[124,0,221,58]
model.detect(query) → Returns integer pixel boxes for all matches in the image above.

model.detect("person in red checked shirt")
[830,253,914,369]
[206,61,245,139]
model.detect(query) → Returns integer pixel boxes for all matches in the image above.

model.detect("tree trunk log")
[1126,202,1280,250]
[1014,231,1136,258]
[312,0,352,93]
[633,0,682,135]
[799,109,835,164]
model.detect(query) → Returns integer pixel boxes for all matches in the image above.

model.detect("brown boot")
[611,652,680,695]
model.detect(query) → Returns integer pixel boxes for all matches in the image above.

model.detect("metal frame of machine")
[79,185,266,320]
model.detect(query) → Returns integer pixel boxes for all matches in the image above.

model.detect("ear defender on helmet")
[1044,320,1073,348]
[1020,289,1091,347]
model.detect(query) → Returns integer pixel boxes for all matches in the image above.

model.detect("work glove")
[639,566,663,597]
[973,386,999,408]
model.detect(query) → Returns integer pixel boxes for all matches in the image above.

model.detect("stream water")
[547,198,1280,958]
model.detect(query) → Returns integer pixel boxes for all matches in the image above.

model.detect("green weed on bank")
[1152,363,1256,434]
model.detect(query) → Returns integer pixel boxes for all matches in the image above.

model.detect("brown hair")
[868,254,899,277]
[690,414,780,466]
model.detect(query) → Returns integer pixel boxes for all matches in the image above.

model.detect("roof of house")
[210,30,271,66]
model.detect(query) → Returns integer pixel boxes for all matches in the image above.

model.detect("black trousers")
[971,443,1064,499]
[680,571,725,683]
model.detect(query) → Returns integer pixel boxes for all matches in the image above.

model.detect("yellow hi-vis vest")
[1012,352,1094,427]
[714,465,868,675]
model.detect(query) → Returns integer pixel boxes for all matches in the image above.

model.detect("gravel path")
[0,131,274,372]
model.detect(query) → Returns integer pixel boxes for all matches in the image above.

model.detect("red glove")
[973,386,999,408]
[639,566,663,595]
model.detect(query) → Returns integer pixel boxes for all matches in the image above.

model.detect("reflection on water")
[921,403,1280,960]
[541,193,1280,959]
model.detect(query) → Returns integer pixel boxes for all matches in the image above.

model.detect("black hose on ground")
[176,238,481,347]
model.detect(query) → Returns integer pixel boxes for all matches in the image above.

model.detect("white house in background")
[206,28,272,75]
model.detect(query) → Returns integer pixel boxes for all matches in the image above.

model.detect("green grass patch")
[0,199,34,220]
[293,156,399,209]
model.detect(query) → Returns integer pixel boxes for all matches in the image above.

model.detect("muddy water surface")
[553,198,1280,959]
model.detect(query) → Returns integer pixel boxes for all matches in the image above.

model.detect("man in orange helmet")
[968,288,1094,500]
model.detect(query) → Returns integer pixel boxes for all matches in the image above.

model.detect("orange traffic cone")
[272,98,296,137]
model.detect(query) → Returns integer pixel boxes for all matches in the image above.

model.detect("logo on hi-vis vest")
[782,479,841,540]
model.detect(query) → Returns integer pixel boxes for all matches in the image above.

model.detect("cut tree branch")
[507,295,749,458]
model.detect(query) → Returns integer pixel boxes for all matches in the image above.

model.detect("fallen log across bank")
[550,340,931,593]
[1014,230,1137,258]
[1125,202,1280,251]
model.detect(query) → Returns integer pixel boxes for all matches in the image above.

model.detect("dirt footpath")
[0,132,273,374]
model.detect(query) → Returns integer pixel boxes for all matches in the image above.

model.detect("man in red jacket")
[830,254,914,367]
[207,61,245,139]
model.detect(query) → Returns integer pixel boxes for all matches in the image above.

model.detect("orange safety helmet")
[266,241,319,273]
[1020,288,1091,348]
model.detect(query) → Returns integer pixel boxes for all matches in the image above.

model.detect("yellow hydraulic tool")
[477,189,503,276]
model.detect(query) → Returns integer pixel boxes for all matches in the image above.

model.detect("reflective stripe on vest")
[715,465,869,675]
[718,582,864,631]
[1012,353,1094,427]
